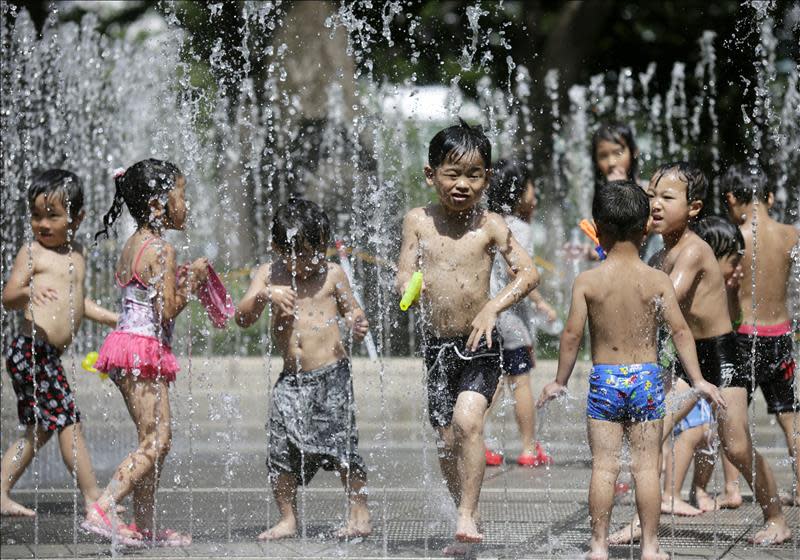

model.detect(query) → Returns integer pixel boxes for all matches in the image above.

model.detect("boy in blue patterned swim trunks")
[538,182,724,560]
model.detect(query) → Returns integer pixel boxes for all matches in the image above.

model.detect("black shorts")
[5,335,81,432]
[424,330,502,428]
[675,332,749,390]
[502,346,534,376]
[736,332,796,414]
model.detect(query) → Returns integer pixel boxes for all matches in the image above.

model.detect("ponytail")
[94,172,126,241]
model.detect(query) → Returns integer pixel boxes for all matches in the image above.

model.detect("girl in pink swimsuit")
[81,159,208,547]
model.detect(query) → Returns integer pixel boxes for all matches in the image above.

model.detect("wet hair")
[95,158,183,240]
[719,164,772,204]
[650,161,707,204]
[690,216,745,259]
[591,122,639,185]
[428,118,491,170]
[486,159,531,215]
[28,169,84,218]
[272,197,331,255]
[592,180,650,241]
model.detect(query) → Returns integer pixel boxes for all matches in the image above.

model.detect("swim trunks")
[736,321,796,414]
[502,346,534,376]
[587,363,665,423]
[424,330,502,428]
[673,399,713,436]
[5,335,81,432]
[267,359,366,485]
[674,332,749,389]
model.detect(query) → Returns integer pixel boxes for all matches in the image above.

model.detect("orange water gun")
[579,220,606,260]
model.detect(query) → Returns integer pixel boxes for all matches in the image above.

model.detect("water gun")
[81,351,109,380]
[579,219,606,260]
[399,271,423,311]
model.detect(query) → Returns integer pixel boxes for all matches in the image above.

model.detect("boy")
[396,121,539,543]
[1,169,118,517]
[538,181,724,560]
[723,165,800,506]
[647,162,790,544]
[235,198,371,541]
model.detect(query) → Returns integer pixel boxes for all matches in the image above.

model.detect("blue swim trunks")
[672,399,713,436]
[587,363,666,423]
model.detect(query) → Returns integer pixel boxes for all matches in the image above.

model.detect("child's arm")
[395,210,422,296]
[2,245,58,310]
[235,264,295,328]
[537,276,588,407]
[151,244,207,322]
[528,288,557,322]
[469,216,539,350]
[667,244,703,305]
[332,264,369,342]
[660,275,727,409]
[83,299,118,328]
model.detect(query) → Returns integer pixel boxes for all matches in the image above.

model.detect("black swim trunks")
[674,332,749,390]
[424,330,502,428]
[502,346,534,376]
[5,334,81,432]
[267,359,366,485]
[736,328,796,414]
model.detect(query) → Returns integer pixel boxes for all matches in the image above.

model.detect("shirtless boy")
[396,121,539,543]
[1,170,118,517]
[236,198,370,541]
[723,165,800,506]
[538,181,724,560]
[646,162,790,544]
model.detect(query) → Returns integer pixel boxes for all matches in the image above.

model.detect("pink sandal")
[131,523,192,547]
[80,503,143,547]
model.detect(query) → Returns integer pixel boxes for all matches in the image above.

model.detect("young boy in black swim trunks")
[236,198,371,541]
[723,165,800,506]
[396,120,539,543]
[646,162,790,544]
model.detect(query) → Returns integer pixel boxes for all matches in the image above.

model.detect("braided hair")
[95,158,182,240]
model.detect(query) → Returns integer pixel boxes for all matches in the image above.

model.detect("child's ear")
[423,165,435,187]
[688,199,703,218]
[766,192,775,208]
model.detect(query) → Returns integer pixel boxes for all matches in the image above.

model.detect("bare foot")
[454,513,483,543]
[607,519,641,545]
[335,507,371,539]
[715,490,742,509]
[661,496,703,516]
[257,518,297,541]
[443,541,470,556]
[780,492,800,507]
[585,537,608,559]
[641,549,669,560]
[749,519,791,545]
[1,495,35,517]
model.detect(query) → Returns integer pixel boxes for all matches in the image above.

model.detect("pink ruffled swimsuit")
[96,238,179,382]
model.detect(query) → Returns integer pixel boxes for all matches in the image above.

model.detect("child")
[591,122,643,188]
[647,162,790,544]
[81,159,208,547]
[1,170,118,517]
[235,198,371,541]
[723,165,800,506]
[537,181,724,560]
[484,159,556,467]
[396,121,539,543]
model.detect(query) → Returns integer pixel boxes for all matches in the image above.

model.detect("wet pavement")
[1,356,798,559]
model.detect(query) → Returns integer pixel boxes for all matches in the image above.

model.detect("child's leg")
[776,411,800,506]
[258,472,298,541]
[436,425,461,507]
[717,387,790,544]
[586,418,623,559]
[335,466,371,538]
[661,426,704,516]
[0,426,53,516]
[55,423,103,506]
[510,373,537,455]
[628,420,669,560]
[451,391,489,542]
[661,378,699,441]
[691,448,743,510]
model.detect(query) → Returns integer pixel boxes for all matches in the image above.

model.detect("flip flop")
[133,524,192,547]
[197,263,235,328]
[80,503,143,547]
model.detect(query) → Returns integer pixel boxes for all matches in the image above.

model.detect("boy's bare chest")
[35,252,85,289]
[419,229,492,270]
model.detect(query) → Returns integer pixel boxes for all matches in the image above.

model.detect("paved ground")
[1,357,798,559]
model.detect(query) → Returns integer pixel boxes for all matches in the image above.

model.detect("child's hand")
[352,314,369,342]
[31,285,59,306]
[468,304,498,351]
[537,381,566,408]
[726,264,743,291]
[188,258,209,287]
[267,286,296,316]
[695,380,727,410]
[539,302,558,323]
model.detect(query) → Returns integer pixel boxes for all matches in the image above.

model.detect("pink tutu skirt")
[96,331,179,383]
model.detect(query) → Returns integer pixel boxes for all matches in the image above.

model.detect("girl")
[591,121,642,189]
[80,159,208,547]
[484,159,557,467]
